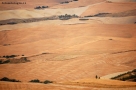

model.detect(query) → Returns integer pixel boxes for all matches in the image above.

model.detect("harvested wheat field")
[0,0,136,90]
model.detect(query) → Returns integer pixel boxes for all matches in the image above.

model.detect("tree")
[0,77,21,82]
[29,79,40,83]
[96,75,98,79]
[44,80,53,84]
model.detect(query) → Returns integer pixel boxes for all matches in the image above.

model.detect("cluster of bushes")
[29,79,53,84]
[60,0,78,4]
[79,18,89,21]
[0,77,21,82]
[7,22,17,25]
[1,55,25,58]
[112,50,136,54]
[29,79,40,83]
[121,75,136,81]
[111,69,136,82]
[59,14,78,20]
[0,13,79,26]
[0,77,53,84]
[0,55,29,64]
[132,69,136,72]
[35,6,48,9]
[0,60,10,64]
[106,1,112,3]
[60,1,71,4]
[85,13,110,17]
[3,44,11,46]
[2,55,18,58]
[111,71,131,79]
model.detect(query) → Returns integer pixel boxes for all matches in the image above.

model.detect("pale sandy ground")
[0,0,60,10]
[51,0,105,9]
[0,0,105,10]
[101,70,131,79]
[0,6,89,20]
[81,2,136,16]
[0,16,135,31]
[0,80,136,90]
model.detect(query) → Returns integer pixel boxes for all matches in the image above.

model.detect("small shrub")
[134,79,136,82]
[0,60,2,64]
[42,6,48,8]
[0,77,9,81]
[3,60,10,64]
[0,60,10,64]
[3,56,5,58]
[132,69,136,72]
[29,79,40,83]
[7,22,17,25]
[42,52,49,54]
[3,55,17,58]
[44,80,53,84]
[0,77,21,82]
[96,75,98,79]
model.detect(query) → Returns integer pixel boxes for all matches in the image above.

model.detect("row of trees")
[59,14,78,20]
[111,72,131,80]
[111,69,136,82]
[0,55,25,58]
[0,60,10,64]
[2,55,18,58]
[0,77,21,82]
[120,75,136,81]
[35,6,48,9]
[29,79,53,84]
[60,0,78,4]
[0,77,53,84]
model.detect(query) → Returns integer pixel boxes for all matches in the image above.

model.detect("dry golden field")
[0,0,136,90]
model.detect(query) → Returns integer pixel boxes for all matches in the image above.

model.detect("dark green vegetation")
[84,9,136,17]
[60,0,78,4]
[3,44,11,46]
[0,77,21,82]
[29,79,53,84]
[0,60,10,64]
[2,55,18,58]
[34,6,49,9]
[29,79,40,83]
[59,14,78,20]
[43,80,53,84]
[111,69,136,82]
[0,14,78,25]
[84,13,111,17]
[0,55,30,64]
[111,49,136,54]
[79,18,89,20]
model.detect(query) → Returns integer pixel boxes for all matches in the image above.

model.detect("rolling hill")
[0,0,136,90]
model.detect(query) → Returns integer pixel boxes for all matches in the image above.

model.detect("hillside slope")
[0,24,136,82]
